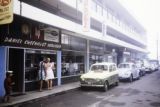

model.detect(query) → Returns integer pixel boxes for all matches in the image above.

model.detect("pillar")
[57,51,61,86]
[0,47,7,97]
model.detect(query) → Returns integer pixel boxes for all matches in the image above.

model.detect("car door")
[132,64,137,78]
[135,65,140,78]
[108,65,113,85]
[112,64,118,83]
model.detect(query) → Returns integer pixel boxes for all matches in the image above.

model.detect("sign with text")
[0,35,61,50]
[0,0,13,25]
[44,27,59,43]
[82,0,90,32]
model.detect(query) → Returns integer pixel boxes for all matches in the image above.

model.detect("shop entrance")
[25,49,57,91]
[9,48,24,94]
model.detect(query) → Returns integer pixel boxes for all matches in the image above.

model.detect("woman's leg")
[49,79,53,89]
[39,80,43,91]
[46,80,49,90]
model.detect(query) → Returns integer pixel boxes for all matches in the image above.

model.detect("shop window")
[89,54,103,66]
[62,51,85,76]
[62,34,87,51]
[25,50,56,82]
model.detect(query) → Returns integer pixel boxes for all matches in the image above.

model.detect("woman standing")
[44,58,55,90]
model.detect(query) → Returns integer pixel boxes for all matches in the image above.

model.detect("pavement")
[0,82,80,107]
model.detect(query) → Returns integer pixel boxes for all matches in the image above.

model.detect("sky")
[118,0,160,59]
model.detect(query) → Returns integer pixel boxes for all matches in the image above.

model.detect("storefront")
[89,41,118,66]
[89,41,104,66]
[61,33,87,84]
[0,15,61,94]
[0,15,120,96]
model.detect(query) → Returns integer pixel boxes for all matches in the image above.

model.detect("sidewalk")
[0,82,80,107]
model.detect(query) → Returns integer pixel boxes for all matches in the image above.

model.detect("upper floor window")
[97,4,102,16]
[60,0,76,8]
[91,0,97,12]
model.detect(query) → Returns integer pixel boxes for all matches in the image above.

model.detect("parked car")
[150,63,156,71]
[143,60,152,73]
[149,60,159,71]
[80,62,119,91]
[135,61,146,76]
[118,63,140,82]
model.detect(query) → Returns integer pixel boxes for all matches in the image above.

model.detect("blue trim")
[57,51,61,86]
[0,47,6,97]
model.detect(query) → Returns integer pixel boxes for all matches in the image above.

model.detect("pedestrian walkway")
[0,82,80,107]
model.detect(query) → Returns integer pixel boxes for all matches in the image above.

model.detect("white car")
[118,63,140,82]
[80,62,119,91]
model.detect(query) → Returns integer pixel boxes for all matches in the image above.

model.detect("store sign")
[44,27,59,43]
[82,0,90,32]
[0,0,13,25]
[0,35,61,50]
[123,51,130,55]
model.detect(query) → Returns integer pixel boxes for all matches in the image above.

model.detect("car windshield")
[118,64,130,68]
[90,65,108,72]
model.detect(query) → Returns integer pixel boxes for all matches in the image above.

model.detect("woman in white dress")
[44,58,54,90]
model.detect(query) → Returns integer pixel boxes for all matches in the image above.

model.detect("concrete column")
[57,51,61,86]
[86,40,90,72]
[0,47,7,97]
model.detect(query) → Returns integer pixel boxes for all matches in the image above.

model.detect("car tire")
[81,86,85,90]
[139,71,143,77]
[102,81,108,92]
[129,74,133,82]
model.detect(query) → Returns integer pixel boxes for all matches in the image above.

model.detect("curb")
[1,87,80,107]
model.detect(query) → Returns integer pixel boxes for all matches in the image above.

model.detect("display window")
[62,51,85,76]
[61,33,87,76]
[25,50,56,82]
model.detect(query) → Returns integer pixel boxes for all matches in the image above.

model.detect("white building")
[0,0,147,95]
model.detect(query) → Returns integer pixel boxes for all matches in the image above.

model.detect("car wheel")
[102,81,108,92]
[139,71,143,77]
[129,74,133,82]
[81,86,85,90]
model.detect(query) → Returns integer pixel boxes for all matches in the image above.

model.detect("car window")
[109,65,113,72]
[112,64,116,71]
[104,65,108,71]
[91,65,108,71]
[118,64,130,68]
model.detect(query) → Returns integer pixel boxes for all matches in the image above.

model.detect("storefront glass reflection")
[62,51,85,76]
[61,33,87,76]
[25,50,56,82]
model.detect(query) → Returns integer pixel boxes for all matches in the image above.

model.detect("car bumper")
[118,75,130,79]
[80,80,104,87]
[80,84,104,87]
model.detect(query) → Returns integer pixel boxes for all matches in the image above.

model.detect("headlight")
[80,77,85,81]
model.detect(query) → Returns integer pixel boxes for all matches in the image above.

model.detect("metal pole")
[157,33,159,61]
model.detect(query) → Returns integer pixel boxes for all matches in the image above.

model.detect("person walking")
[44,58,55,90]
[38,57,46,92]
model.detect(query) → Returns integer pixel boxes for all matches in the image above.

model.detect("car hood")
[81,71,109,79]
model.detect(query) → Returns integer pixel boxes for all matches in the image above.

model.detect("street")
[22,71,160,107]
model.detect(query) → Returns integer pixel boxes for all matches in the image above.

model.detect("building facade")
[0,0,147,97]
